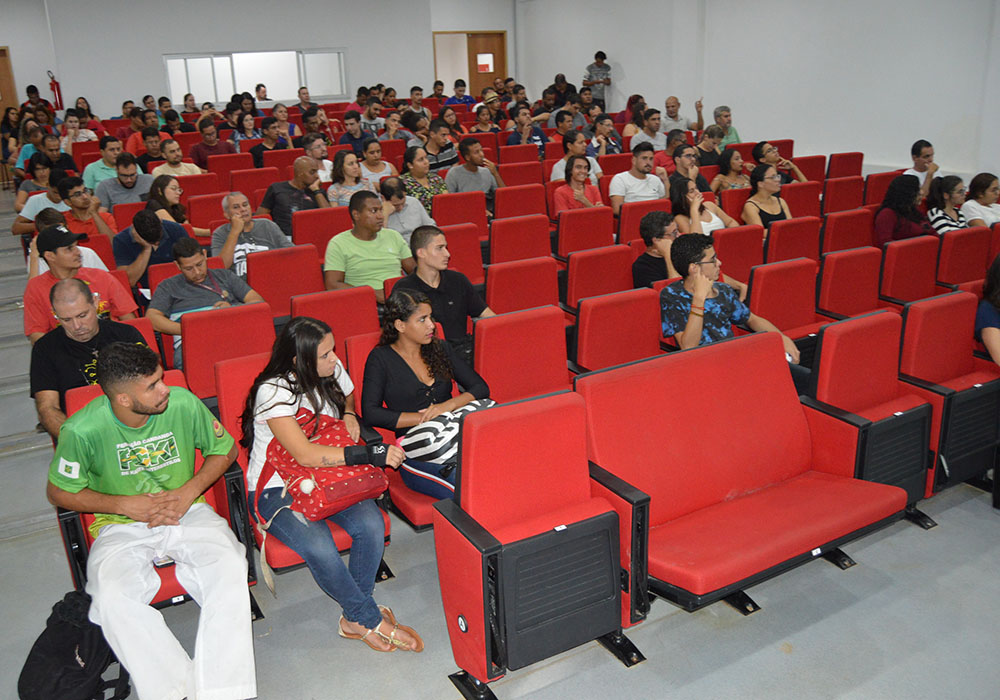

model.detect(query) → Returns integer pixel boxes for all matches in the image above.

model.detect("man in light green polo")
[82,136,123,191]
[323,190,415,303]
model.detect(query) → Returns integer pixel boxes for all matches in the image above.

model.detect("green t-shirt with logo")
[323,228,410,291]
[48,387,234,538]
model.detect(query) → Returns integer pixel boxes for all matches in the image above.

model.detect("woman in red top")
[874,174,934,247]
[553,154,602,214]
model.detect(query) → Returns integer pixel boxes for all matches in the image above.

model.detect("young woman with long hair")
[145,175,210,237]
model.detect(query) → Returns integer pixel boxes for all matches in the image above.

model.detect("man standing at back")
[582,51,611,111]
[256,156,330,237]
[46,341,257,700]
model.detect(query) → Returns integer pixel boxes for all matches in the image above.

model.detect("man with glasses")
[189,118,236,170]
[59,176,117,240]
[96,153,154,212]
[661,233,806,389]
[300,132,333,183]
[585,113,623,157]
[669,144,712,192]
[751,141,806,184]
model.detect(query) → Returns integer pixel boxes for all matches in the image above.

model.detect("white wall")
[1,0,59,108]
[434,33,469,94]
[429,0,516,78]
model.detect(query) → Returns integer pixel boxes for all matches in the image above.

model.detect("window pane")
[166,59,188,106]
[303,52,345,98]
[214,56,234,101]
[186,57,216,105]
[233,51,298,102]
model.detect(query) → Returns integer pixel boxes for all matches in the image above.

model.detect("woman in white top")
[549,131,602,186]
[926,175,968,235]
[57,109,97,158]
[359,138,398,189]
[960,173,1000,227]
[241,317,421,654]
[670,177,738,234]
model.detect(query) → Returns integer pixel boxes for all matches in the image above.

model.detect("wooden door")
[0,47,17,117]
[466,33,506,99]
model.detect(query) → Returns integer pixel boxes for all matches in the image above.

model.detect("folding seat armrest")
[359,422,385,445]
[552,253,569,264]
[935,282,958,293]
[799,395,870,429]
[898,374,955,397]
[588,461,651,625]
[559,302,578,317]
[433,499,502,553]
[221,462,258,585]
[878,293,910,307]
[799,396,867,478]
[57,507,89,591]
[567,359,591,374]
[816,308,848,321]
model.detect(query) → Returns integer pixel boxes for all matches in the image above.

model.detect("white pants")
[86,503,257,700]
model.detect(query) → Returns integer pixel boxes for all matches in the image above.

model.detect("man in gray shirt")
[547,94,587,130]
[380,177,435,244]
[95,152,154,213]
[211,192,291,277]
[147,237,264,368]
[629,109,667,152]
[360,98,385,137]
[582,51,611,110]
[445,138,506,214]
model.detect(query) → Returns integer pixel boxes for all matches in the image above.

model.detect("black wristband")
[344,443,388,467]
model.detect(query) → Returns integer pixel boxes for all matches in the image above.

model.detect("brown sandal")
[338,616,396,653]
[378,605,424,653]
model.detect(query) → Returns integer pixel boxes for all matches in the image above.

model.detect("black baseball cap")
[36,224,84,255]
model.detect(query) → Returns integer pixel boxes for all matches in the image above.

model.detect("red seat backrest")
[432,191,489,242]
[499,144,540,164]
[473,305,570,403]
[765,216,821,263]
[880,236,941,302]
[122,316,158,350]
[720,188,751,223]
[618,200,671,245]
[900,292,978,383]
[747,258,820,330]
[485,256,560,313]
[822,208,874,253]
[822,176,865,214]
[230,167,280,195]
[379,139,406,164]
[206,153,254,178]
[215,352,271,474]
[172,132,202,154]
[439,223,485,285]
[463,132,497,152]
[291,207,354,262]
[813,311,904,412]
[576,288,662,371]
[864,170,902,205]
[290,287,380,352]
[176,173,222,207]
[181,302,276,398]
[565,245,633,309]
[827,152,864,179]
[597,153,631,177]
[770,139,794,160]
[937,226,992,285]
[556,206,614,257]
[262,148,306,170]
[82,234,115,270]
[575,332,811,527]
[186,193,228,229]
[245,244,324,318]
[780,181,821,218]
[724,142,755,162]
[817,247,883,318]
[112,201,147,231]
[489,215,552,264]
[343,331,382,419]
[496,161,543,186]
[712,224,764,282]
[792,155,827,183]
[493,183,547,220]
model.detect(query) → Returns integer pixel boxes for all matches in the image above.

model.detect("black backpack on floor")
[18,590,131,700]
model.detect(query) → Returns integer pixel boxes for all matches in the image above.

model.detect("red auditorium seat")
[618,200,670,245]
[245,244,325,319]
[555,206,614,257]
[780,181,821,218]
[291,207,353,263]
[711,224,764,282]
[764,216,821,263]
[488,215,553,264]
[598,153,632,177]
[864,170,902,205]
[176,172,222,207]
[564,245,633,313]
[433,191,489,242]
[181,302,276,398]
[438,223,485,285]
[720,188,751,223]
[485,256,563,318]
[497,161,543,186]
[290,287,380,353]
[822,208,875,253]
[879,236,951,310]
[827,152,864,179]
[791,155,826,183]
[112,201,146,231]
[262,148,306,170]
[230,167,280,195]
[822,176,864,214]
[816,247,892,319]
[936,226,992,286]
[747,257,830,363]
[493,183,547,219]
[574,288,663,371]
[499,144,540,164]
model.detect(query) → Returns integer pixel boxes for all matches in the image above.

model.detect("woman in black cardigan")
[362,289,489,498]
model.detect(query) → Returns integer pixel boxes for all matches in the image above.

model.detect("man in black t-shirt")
[393,225,494,366]
[255,156,330,236]
[249,117,288,169]
[30,278,144,439]
[632,211,680,289]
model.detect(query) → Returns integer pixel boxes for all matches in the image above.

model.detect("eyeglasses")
[67,190,90,199]
[695,256,720,266]
[763,146,778,155]
[118,172,138,180]
[765,175,783,181]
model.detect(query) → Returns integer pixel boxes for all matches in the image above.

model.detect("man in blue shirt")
[445,79,475,106]
[113,209,190,293]
[505,104,548,158]
[338,111,369,155]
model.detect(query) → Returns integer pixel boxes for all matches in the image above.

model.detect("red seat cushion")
[646,471,906,595]
[386,469,437,528]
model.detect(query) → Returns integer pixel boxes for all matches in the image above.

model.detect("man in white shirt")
[608,142,668,216]
[902,139,941,200]
[629,109,667,152]
[660,96,704,133]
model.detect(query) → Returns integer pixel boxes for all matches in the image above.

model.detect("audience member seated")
[83,136,124,191]
[694,125,724,167]
[902,139,940,200]
[241,316,415,654]
[742,164,793,233]
[189,118,237,170]
[147,237,264,368]
[145,174,208,237]
[553,154,604,214]
[272,103,301,145]
[960,172,1000,227]
[96,153,154,213]
[405,86,432,120]
[327,150,378,206]
[12,169,71,239]
[506,103,548,157]
[134,128,165,174]
[400,147,448,216]
[395,225,494,365]
[671,177,739,234]
[115,209,190,291]
[15,153,53,214]
[550,131,602,186]
[337,111,369,155]
[30,278,144,439]
[669,143,712,192]
[150,139,202,178]
[628,109,667,152]
[13,124,47,180]
[976,255,1000,367]
[59,176,117,240]
[360,98,385,137]
[161,109,197,135]
[28,210,108,278]
[662,233,805,390]
[293,132,331,184]
[546,94,587,130]
[115,107,145,143]
[380,177,435,245]
[710,148,752,193]
[323,191,415,301]
[609,142,668,216]
[246,117,287,169]
[632,211,680,288]
[585,113,623,157]
[714,105,740,148]
[403,112,430,149]
[58,108,98,158]
[653,129,688,175]
[752,141,806,184]
[873,174,933,247]
[257,156,330,236]
[229,111,261,150]
[37,133,79,172]
[446,78,475,106]
[468,106,501,134]
[359,139,398,189]
[211,192,290,278]
[423,119,459,172]
[296,86,318,112]
[445,138,505,215]
[926,176,969,235]
[362,289,490,498]
[24,225,137,343]
[532,87,558,119]
[439,106,468,143]
[550,110,575,139]
[124,110,169,156]
[378,110,415,143]
[621,102,645,139]
[661,95,704,132]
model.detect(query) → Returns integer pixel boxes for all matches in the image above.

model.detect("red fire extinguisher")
[47,71,63,111]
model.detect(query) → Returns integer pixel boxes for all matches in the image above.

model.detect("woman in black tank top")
[742,164,792,234]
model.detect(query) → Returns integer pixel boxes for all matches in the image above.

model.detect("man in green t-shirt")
[46,342,256,700]
[323,190,415,302]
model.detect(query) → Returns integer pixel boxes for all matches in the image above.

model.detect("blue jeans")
[399,458,456,500]
[250,489,384,629]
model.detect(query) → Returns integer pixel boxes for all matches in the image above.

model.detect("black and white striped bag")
[398,399,496,464]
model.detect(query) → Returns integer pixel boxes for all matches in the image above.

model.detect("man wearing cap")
[23,225,138,344]
[30,278,145,439]
[480,90,506,127]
